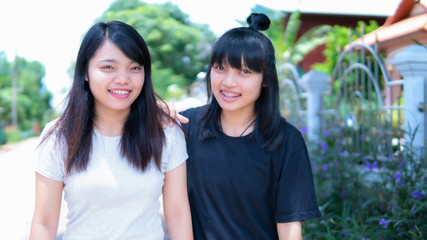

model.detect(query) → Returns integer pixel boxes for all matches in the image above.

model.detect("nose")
[222,72,236,87]
[114,69,130,84]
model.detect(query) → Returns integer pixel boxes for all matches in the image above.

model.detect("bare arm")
[30,172,63,240]
[163,162,193,240]
[277,221,302,240]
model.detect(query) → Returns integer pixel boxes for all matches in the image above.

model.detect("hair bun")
[246,13,270,31]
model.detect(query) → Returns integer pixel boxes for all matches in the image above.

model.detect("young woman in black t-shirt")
[169,13,321,240]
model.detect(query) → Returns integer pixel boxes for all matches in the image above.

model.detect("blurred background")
[0,0,401,133]
[2,0,427,239]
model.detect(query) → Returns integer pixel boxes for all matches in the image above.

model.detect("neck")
[220,111,256,137]
[94,108,129,137]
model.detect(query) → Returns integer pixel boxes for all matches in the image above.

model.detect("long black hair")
[200,13,286,151]
[42,21,170,174]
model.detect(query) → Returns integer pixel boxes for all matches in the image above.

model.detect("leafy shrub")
[303,128,427,239]
[3,126,21,143]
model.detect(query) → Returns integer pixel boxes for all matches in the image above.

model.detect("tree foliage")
[0,52,52,133]
[312,20,380,75]
[251,5,332,70]
[96,0,216,98]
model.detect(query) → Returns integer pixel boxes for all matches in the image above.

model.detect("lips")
[109,89,130,95]
[109,89,131,98]
[220,89,241,100]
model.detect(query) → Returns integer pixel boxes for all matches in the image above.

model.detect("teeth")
[110,90,129,95]
[221,91,240,98]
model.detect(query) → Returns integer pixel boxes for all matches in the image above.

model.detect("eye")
[101,65,114,71]
[241,69,251,74]
[130,65,143,72]
[212,64,224,71]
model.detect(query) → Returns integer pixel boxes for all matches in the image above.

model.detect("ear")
[84,74,88,81]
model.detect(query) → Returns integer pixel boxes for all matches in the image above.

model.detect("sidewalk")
[0,137,67,239]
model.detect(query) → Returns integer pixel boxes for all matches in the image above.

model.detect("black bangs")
[112,34,147,66]
[107,23,150,69]
[211,28,264,73]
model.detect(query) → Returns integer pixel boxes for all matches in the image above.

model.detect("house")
[282,8,390,72]
[349,0,427,109]
[353,0,427,78]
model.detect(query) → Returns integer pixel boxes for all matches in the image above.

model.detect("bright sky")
[0,0,401,109]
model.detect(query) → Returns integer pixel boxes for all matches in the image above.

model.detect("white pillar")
[391,45,427,148]
[299,70,329,143]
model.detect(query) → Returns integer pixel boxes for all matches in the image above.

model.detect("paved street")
[0,137,67,239]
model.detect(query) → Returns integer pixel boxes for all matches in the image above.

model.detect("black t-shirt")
[182,106,321,240]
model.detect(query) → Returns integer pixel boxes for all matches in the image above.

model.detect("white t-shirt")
[35,120,188,240]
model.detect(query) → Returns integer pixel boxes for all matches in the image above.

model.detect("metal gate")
[279,42,405,156]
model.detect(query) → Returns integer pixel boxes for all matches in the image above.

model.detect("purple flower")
[393,172,401,183]
[364,160,378,171]
[410,205,415,214]
[392,206,400,211]
[321,142,328,150]
[323,130,330,137]
[300,127,307,134]
[362,238,370,240]
[388,154,394,160]
[334,158,339,166]
[341,150,349,157]
[341,230,349,237]
[341,190,347,197]
[411,190,424,200]
[322,164,329,172]
[379,218,391,229]
[360,135,365,141]
[398,158,406,170]
[311,162,318,171]
[393,172,401,180]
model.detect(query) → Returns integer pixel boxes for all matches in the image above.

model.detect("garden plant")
[302,126,426,239]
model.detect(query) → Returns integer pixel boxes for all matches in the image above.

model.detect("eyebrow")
[98,59,138,65]
[99,59,116,63]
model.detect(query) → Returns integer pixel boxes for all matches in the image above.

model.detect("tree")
[251,5,332,70]
[0,52,52,132]
[95,0,216,98]
[312,20,380,75]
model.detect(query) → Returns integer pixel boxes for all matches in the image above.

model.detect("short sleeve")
[275,129,322,222]
[161,124,188,173]
[35,120,66,181]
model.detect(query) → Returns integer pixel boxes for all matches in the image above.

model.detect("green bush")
[303,128,427,239]
[4,127,21,143]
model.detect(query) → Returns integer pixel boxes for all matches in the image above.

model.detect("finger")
[166,102,177,118]
[176,114,189,124]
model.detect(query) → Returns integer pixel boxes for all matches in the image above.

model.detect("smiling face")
[210,59,263,117]
[86,40,144,117]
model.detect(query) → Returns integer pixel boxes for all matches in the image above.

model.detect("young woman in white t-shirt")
[30,21,192,240]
